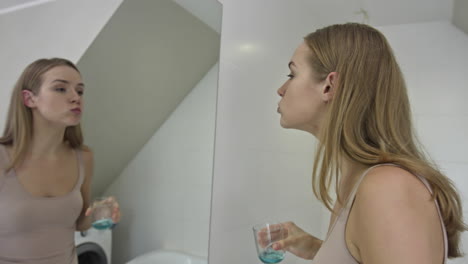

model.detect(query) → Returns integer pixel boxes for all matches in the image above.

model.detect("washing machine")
[75,228,112,264]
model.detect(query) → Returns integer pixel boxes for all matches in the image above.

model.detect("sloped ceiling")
[77,0,220,197]
[453,0,468,34]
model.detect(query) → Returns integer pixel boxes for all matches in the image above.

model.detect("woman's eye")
[78,91,84,96]
[55,87,66,92]
[287,74,294,79]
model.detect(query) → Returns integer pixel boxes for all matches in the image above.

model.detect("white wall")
[210,2,332,264]
[103,63,218,264]
[0,0,123,133]
[209,1,468,264]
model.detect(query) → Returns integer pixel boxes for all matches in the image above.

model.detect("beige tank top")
[0,144,84,264]
[312,164,448,264]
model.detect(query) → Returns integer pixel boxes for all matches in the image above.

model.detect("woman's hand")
[85,196,121,225]
[271,222,322,260]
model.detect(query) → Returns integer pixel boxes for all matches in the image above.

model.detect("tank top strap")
[73,148,85,190]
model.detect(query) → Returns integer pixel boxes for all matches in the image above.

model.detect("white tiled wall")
[209,1,468,264]
[103,64,218,264]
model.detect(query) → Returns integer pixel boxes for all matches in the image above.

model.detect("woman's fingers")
[256,223,288,247]
[85,207,93,217]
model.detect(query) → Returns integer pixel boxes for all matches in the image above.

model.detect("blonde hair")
[0,58,85,170]
[304,23,466,258]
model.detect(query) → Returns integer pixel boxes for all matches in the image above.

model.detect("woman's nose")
[70,90,81,104]
[277,84,286,97]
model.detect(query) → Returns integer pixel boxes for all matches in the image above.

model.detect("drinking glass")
[253,222,286,263]
[91,197,115,230]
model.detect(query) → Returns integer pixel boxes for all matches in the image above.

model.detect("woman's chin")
[279,119,293,129]
[280,120,315,135]
[65,119,81,127]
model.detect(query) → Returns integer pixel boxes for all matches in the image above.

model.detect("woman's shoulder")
[75,145,93,164]
[349,165,445,263]
[364,165,419,185]
[354,165,433,214]
[358,165,429,198]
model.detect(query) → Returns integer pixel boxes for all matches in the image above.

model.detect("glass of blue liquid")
[91,197,115,230]
[253,222,286,263]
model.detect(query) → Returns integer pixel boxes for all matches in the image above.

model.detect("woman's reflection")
[0,58,121,264]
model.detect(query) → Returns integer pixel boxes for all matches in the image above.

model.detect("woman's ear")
[22,90,36,108]
[322,72,338,103]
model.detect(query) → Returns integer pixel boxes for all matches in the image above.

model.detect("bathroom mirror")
[209,1,468,264]
[77,0,221,263]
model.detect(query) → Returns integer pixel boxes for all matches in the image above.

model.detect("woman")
[0,58,121,263]
[274,23,466,263]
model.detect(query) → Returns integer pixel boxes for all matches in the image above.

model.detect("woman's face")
[27,65,84,127]
[277,41,329,136]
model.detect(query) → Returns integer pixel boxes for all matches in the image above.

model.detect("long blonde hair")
[304,23,466,258]
[0,58,84,170]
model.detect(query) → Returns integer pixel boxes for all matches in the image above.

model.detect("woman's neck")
[337,157,369,205]
[28,116,67,160]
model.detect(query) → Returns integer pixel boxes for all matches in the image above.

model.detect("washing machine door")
[77,242,108,264]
